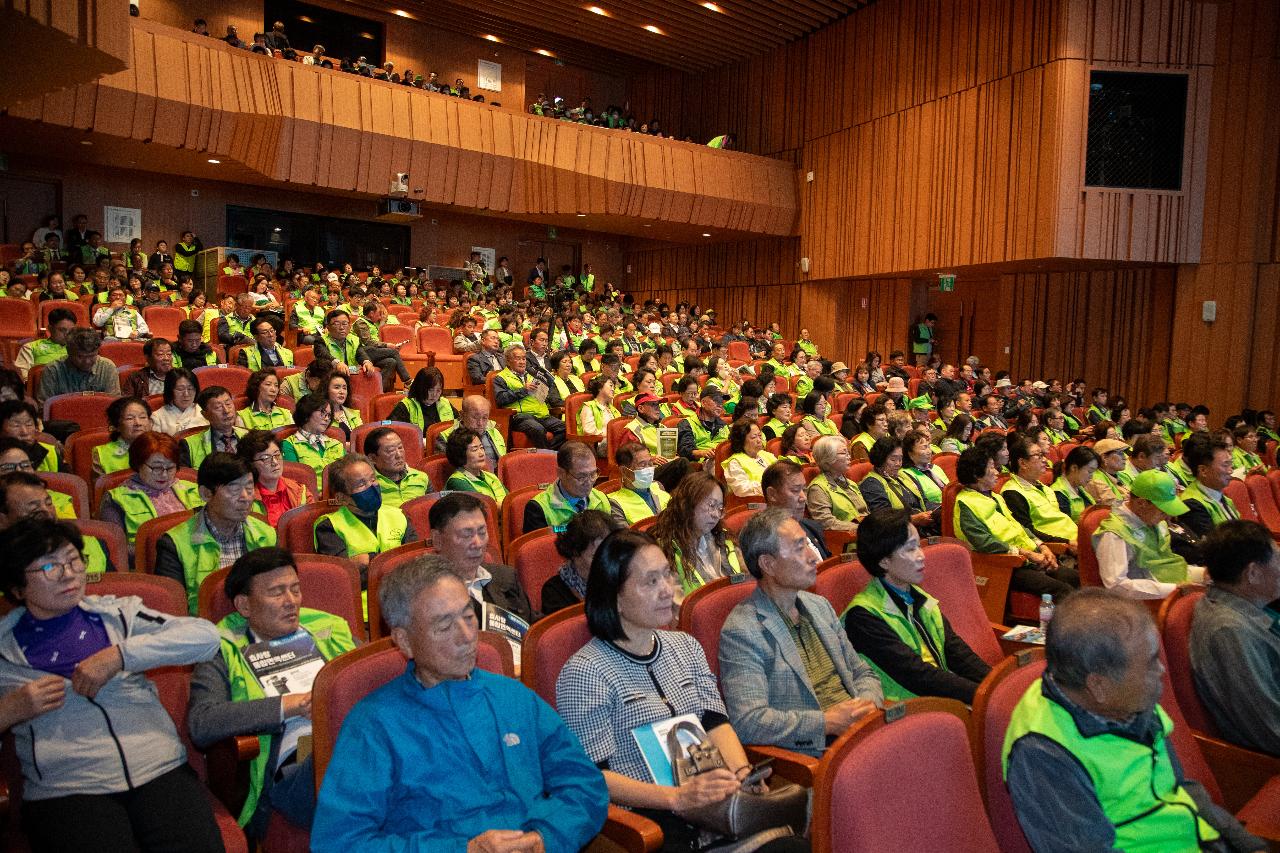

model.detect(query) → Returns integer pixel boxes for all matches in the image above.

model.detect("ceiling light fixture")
[577,213,587,217]
[534,48,554,57]
[393,9,411,17]
[483,34,502,42]
[359,31,375,39]
[587,6,610,15]
[207,158,221,164]
[643,24,664,34]
[297,15,313,23]
[702,232,711,237]
[702,2,723,11]
[80,140,93,146]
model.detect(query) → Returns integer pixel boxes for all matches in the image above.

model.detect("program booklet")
[630,713,705,786]
[657,427,678,459]
[243,630,325,697]
[482,601,530,657]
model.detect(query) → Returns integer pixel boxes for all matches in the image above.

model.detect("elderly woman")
[150,368,207,435]
[91,396,153,478]
[652,472,745,602]
[800,391,838,437]
[92,285,150,340]
[843,508,992,703]
[389,366,453,431]
[0,519,223,850]
[99,431,205,554]
[549,351,585,402]
[900,429,949,510]
[579,377,620,454]
[1051,445,1100,522]
[724,418,778,498]
[540,509,622,616]
[281,395,345,491]
[239,429,310,526]
[323,371,363,443]
[237,370,291,431]
[939,413,975,454]
[1086,438,1130,508]
[807,435,866,532]
[762,393,794,441]
[443,426,508,502]
[555,530,806,853]
[778,422,815,466]
[851,405,890,458]
[0,399,61,472]
[705,356,741,408]
[860,436,939,535]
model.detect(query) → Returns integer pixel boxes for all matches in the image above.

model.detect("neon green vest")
[107,480,205,544]
[862,471,905,509]
[1180,480,1238,527]
[803,417,838,437]
[625,418,665,457]
[579,399,619,434]
[1091,469,1127,501]
[672,540,744,595]
[293,303,326,334]
[376,468,431,509]
[610,485,670,525]
[1050,477,1093,522]
[28,339,66,367]
[282,434,345,491]
[1232,447,1263,472]
[241,346,295,372]
[810,473,863,522]
[1002,684,1219,853]
[1095,513,1188,583]
[320,333,360,366]
[902,466,947,506]
[439,421,507,459]
[1166,457,1194,488]
[726,451,776,487]
[764,418,790,439]
[238,406,292,431]
[954,489,1037,552]
[223,313,255,341]
[398,397,453,431]
[552,374,584,402]
[217,609,356,826]
[496,369,550,417]
[36,442,59,474]
[166,513,277,613]
[185,428,249,471]
[844,579,947,702]
[93,440,132,475]
[315,505,408,557]
[444,469,508,503]
[1002,476,1078,541]
[531,483,611,533]
[684,416,725,452]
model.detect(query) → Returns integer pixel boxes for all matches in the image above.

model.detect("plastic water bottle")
[1039,594,1055,634]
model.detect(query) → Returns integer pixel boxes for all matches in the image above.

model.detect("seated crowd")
[0,231,1275,852]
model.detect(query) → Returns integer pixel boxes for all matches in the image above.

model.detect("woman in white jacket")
[0,518,223,851]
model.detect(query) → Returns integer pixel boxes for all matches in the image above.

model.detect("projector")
[377,198,422,222]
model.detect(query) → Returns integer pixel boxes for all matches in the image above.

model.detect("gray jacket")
[0,595,219,800]
[719,587,883,756]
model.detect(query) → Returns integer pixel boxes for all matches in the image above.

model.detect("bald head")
[460,395,490,431]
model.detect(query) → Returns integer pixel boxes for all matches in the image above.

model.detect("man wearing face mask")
[363,427,431,509]
[608,443,670,526]
[155,454,277,614]
[314,455,417,577]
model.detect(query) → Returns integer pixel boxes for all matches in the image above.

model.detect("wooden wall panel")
[1,0,131,108]
[7,17,796,241]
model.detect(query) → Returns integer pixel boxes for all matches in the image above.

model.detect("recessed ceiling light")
[359,32,375,39]
[207,158,221,164]
[643,24,664,34]
[702,232,711,237]
[297,15,313,23]
[577,213,587,217]
[80,140,93,146]
[534,48,554,57]
[642,224,651,228]
[702,2,723,11]
[586,6,610,15]
[483,34,502,42]
[393,9,411,17]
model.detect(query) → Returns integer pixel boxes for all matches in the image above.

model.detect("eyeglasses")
[569,469,598,482]
[0,460,34,473]
[26,553,86,578]
[254,451,283,464]
[145,462,178,475]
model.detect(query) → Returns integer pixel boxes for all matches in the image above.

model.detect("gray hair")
[66,328,103,355]
[378,554,459,630]
[327,453,373,495]
[737,507,793,580]
[812,435,848,473]
[503,343,526,363]
[1045,588,1153,690]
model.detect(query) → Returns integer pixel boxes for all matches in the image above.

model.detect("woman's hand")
[670,768,739,814]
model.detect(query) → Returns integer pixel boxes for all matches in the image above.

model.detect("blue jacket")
[313,665,608,852]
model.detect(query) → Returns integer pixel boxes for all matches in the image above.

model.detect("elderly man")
[429,492,532,623]
[313,309,379,384]
[719,507,882,756]
[352,300,410,389]
[236,316,295,371]
[1179,434,1240,538]
[466,329,505,386]
[0,470,114,573]
[290,287,326,345]
[676,387,729,461]
[314,455,417,572]
[492,342,565,450]
[312,558,607,851]
[155,453,277,613]
[363,426,431,508]
[14,306,76,381]
[181,386,248,469]
[523,441,611,535]
[1094,470,1201,600]
[216,293,259,351]
[188,547,358,836]
[38,328,120,403]
[1191,520,1280,757]
[123,337,175,398]
[1003,588,1262,853]
[436,395,507,467]
[763,459,831,559]
[608,442,670,526]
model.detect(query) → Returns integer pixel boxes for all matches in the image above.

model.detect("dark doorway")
[226,205,409,272]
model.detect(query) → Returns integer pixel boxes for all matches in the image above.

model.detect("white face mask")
[631,466,655,489]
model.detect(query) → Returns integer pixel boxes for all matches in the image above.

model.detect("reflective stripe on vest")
[1002,683,1219,853]
[844,579,947,702]
[316,505,408,557]
[1002,476,1078,541]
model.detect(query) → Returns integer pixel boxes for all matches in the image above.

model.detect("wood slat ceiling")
[344,0,871,74]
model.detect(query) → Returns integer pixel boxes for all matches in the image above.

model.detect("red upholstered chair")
[194,365,252,397]
[510,529,562,616]
[940,484,1020,624]
[1075,504,1111,587]
[399,492,501,560]
[424,420,452,456]
[98,340,145,367]
[346,370,383,419]
[39,298,89,328]
[847,461,872,483]
[367,392,404,423]
[351,420,425,465]
[141,305,185,340]
[1223,478,1259,522]
[282,461,320,496]
[0,297,37,338]
[497,448,558,492]
[932,452,959,483]
[39,471,89,520]
[605,416,634,470]
[75,519,129,576]
[676,576,758,680]
[66,427,111,490]
[918,542,1007,666]
[380,324,413,347]
[367,542,432,640]
[94,572,189,615]
[814,554,873,613]
[520,603,590,709]
[197,556,365,640]
[501,484,546,559]
[135,510,197,574]
[721,504,765,537]
[44,392,114,430]
[1245,474,1280,537]
[1268,469,1280,511]
[812,698,997,853]
[414,455,450,491]
[415,325,453,354]
[277,500,344,556]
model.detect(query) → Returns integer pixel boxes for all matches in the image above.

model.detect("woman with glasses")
[98,431,204,557]
[0,399,62,472]
[0,438,38,477]
[91,397,153,478]
[236,370,291,431]
[238,430,310,526]
[0,518,224,851]
[281,394,345,491]
[651,472,745,603]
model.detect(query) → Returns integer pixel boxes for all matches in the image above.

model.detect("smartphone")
[742,758,773,788]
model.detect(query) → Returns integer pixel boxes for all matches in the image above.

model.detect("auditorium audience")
[38,327,120,402]
[1093,470,1200,599]
[314,454,416,571]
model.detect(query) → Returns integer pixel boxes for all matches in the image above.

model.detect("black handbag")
[666,722,809,843]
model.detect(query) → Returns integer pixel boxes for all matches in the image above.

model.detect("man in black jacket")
[429,492,533,624]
